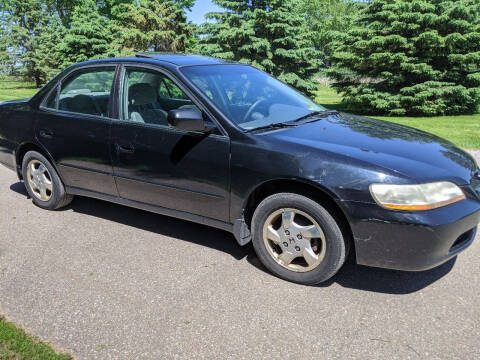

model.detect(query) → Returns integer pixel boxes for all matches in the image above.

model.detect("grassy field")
[315,86,480,149]
[0,316,70,360]
[0,78,38,102]
[0,78,478,149]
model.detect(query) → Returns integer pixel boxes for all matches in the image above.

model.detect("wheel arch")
[239,178,354,252]
[15,142,59,181]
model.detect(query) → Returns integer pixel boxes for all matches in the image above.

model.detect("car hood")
[264,112,477,185]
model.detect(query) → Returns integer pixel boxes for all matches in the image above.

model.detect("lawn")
[0,77,38,102]
[0,78,478,149]
[0,316,70,360]
[315,86,480,149]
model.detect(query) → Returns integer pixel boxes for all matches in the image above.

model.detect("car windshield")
[180,65,327,130]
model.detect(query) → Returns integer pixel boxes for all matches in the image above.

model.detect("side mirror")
[168,109,205,132]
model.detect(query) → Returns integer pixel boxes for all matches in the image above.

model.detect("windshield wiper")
[293,110,339,123]
[245,122,298,133]
[245,110,339,133]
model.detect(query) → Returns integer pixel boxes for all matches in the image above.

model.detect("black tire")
[22,151,73,210]
[251,193,347,285]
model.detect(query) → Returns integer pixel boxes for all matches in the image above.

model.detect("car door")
[36,65,118,196]
[110,65,230,222]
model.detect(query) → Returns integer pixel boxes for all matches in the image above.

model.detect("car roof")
[74,53,235,69]
[135,52,234,66]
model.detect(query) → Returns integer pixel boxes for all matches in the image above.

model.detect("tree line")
[1,0,479,116]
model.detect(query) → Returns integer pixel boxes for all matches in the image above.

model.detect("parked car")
[1,53,479,284]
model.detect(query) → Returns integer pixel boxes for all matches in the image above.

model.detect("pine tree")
[113,0,192,53]
[22,15,66,84]
[99,0,195,20]
[1,0,65,86]
[196,0,322,96]
[58,0,117,68]
[329,0,480,116]
[98,0,135,21]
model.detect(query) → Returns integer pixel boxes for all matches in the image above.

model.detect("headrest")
[69,94,98,115]
[129,83,156,106]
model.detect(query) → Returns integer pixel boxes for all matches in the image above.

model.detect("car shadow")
[10,181,456,295]
[321,255,456,294]
[10,181,29,196]
[10,181,248,261]
[247,249,456,295]
[247,244,456,295]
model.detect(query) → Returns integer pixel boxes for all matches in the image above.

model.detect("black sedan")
[0,53,479,284]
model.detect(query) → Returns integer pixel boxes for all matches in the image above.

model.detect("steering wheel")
[243,98,267,123]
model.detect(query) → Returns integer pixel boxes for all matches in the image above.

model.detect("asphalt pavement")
[0,159,479,359]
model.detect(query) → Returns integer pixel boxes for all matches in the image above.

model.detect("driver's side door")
[111,65,231,222]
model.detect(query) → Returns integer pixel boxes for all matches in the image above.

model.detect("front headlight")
[369,181,466,211]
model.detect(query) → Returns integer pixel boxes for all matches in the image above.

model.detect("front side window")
[121,68,199,127]
[181,65,326,130]
[58,67,116,117]
[158,77,189,100]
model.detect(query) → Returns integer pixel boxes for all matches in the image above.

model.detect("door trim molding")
[113,174,225,199]
[58,162,111,175]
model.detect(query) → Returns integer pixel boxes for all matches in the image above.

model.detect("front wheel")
[251,193,347,284]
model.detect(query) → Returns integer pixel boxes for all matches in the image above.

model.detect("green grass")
[315,86,480,149]
[0,77,38,103]
[315,86,350,111]
[0,316,71,360]
[374,115,480,149]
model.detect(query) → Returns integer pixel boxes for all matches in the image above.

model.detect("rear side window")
[58,67,116,117]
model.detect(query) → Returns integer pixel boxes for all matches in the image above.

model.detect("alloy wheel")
[26,159,53,201]
[262,208,326,272]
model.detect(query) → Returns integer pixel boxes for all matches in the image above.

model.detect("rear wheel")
[22,151,73,210]
[251,193,347,284]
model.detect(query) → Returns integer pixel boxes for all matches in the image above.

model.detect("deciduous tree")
[294,0,360,67]
[45,0,79,26]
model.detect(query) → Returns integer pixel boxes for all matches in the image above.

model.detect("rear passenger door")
[36,65,118,196]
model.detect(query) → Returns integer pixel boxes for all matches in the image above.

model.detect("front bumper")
[343,197,480,271]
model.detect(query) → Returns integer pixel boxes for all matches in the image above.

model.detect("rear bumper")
[343,198,480,271]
